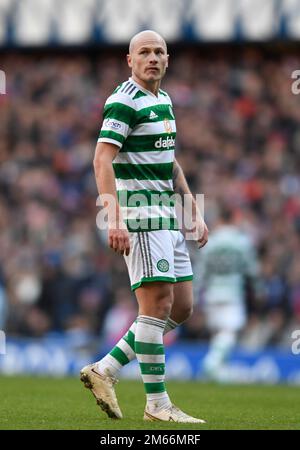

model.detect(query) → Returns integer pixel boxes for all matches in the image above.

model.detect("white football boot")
[144,404,206,423]
[80,363,123,419]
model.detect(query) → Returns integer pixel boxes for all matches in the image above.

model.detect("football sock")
[97,321,137,377]
[97,317,179,377]
[135,315,171,412]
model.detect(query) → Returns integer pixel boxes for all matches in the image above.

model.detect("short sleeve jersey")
[98,77,178,232]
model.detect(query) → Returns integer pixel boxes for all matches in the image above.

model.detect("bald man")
[80,30,208,423]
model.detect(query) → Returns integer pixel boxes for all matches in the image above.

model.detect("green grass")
[0,376,299,430]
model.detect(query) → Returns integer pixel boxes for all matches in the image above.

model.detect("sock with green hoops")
[97,317,178,378]
[135,315,172,412]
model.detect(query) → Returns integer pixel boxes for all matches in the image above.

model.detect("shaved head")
[127,30,169,95]
[129,30,167,55]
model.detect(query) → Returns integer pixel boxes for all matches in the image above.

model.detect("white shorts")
[124,230,193,291]
[204,302,246,333]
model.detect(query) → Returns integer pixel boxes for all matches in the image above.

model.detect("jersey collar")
[129,77,161,99]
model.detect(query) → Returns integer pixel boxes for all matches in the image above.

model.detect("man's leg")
[80,281,174,420]
[95,281,193,378]
[134,280,205,423]
[96,316,178,377]
[203,302,246,382]
[101,279,193,376]
[171,280,193,323]
[134,281,174,414]
[202,329,237,381]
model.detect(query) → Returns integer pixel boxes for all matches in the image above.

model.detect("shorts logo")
[157,259,169,273]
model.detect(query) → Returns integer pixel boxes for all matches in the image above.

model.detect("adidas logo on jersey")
[149,110,158,120]
[154,136,175,149]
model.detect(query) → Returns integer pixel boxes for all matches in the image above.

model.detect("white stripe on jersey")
[133,95,172,111]
[116,178,173,192]
[105,92,135,108]
[101,118,131,137]
[122,205,176,220]
[130,120,176,136]
[97,137,122,148]
[113,150,174,165]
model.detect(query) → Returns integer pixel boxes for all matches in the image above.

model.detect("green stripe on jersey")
[99,130,124,144]
[103,102,136,127]
[135,104,174,123]
[126,217,179,232]
[118,190,175,207]
[120,133,176,153]
[133,90,147,99]
[99,80,177,232]
[113,162,173,181]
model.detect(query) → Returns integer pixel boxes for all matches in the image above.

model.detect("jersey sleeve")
[97,92,137,149]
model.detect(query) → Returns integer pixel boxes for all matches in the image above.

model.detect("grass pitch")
[0,376,299,430]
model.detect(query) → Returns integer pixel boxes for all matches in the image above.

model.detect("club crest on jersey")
[164,118,172,134]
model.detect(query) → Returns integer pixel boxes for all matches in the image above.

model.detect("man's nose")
[148,52,158,63]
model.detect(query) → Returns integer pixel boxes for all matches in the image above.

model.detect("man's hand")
[108,222,130,256]
[196,221,209,248]
[186,220,208,248]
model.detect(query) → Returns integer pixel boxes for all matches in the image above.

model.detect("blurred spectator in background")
[193,203,262,381]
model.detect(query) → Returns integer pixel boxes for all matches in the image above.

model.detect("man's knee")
[154,296,173,319]
[136,282,174,320]
[170,302,193,324]
[180,304,193,322]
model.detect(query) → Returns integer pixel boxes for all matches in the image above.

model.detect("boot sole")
[80,371,121,420]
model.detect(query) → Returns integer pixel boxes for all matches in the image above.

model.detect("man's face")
[127,37,169,85]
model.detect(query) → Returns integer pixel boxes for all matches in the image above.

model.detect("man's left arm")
[173,158,208,248]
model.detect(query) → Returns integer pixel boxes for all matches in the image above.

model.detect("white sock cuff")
[137,315,166,331]
[167,317,179,329]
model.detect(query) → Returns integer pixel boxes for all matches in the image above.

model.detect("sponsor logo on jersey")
[104,118,123,131]
[164,118,172,134]
[154,136,175,149]
[157,259,169,273]
[149,110,158,119]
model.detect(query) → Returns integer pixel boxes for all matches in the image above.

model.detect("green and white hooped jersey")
[98,77,178,232]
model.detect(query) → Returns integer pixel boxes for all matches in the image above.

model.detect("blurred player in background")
[80,30,208,423]
[193,205,261,383]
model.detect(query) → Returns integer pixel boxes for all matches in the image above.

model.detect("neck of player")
[132,74,160,97]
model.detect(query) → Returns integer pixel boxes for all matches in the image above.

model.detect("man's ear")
[166,54,169,69]
[127,54,132,68]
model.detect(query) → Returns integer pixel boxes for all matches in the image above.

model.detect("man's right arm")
[93,142,130,256]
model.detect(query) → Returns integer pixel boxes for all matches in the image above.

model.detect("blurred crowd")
[0,46,300,350]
